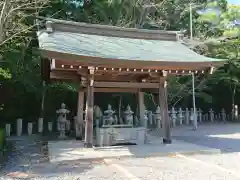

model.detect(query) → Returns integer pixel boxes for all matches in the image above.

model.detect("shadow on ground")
[0,135,96,179]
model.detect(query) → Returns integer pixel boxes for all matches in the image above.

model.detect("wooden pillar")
[84,67,94,148]
[159,78,172,144]
[76,89,84,140]
[138,91,145,126]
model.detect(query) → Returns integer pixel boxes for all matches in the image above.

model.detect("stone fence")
[4,107,231,137]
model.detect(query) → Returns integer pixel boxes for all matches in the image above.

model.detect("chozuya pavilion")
[37,17,224,148]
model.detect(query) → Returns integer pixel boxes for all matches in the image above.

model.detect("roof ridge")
[37,16,180,41]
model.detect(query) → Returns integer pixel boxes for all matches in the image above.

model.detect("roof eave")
[39,49,225,70]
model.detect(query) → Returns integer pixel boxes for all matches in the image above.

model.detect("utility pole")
[190,2,197,130]
[190,3,193,40]
[192,72,197,130]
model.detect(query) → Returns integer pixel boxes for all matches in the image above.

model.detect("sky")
[228,0,240,5]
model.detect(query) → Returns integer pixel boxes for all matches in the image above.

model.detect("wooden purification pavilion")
[37,17,224,147]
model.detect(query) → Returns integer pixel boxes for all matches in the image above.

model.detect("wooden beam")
[94,81,159,88]
[159,78,172,144]
[50,71,79,80]
[94,88,139,93]
[84,68,94,148]
[76,90,84,140]
[138,91,145,126]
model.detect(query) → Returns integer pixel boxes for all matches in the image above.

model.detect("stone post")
[144,110,148,129]
[114,115,118,125]
[95,118,100,146]
[209,109,214,123]
[17,118,22,136]
[38,118,43,133]
[48,122,53,132]
[205,113,209,121]
[190,108,194,124]
[221,108,226,122]
[155,106,161,129]
[153,112,156,126]
[66,120,71,132]
[171,107,177,127]
[203,114,206,121]
[143,110,148,144]
[198,109,202,123]
[28,122,33,135]
[5,124,11,137]
[234,105,238,121]
[178,108,184,125]
[185,108,190,125]
[148,111,153,126]
[100,130,104,147]
[134,116,139,127]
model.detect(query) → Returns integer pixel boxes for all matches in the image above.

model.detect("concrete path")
[48,135,220,163]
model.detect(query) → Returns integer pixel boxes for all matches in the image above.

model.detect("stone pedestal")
[17,118,22,136]
[5,124,11,137]
[28,123,33,135]
[97,125,146,146]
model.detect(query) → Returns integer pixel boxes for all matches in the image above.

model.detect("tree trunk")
[0,0,12,44]
[40,81,47,118]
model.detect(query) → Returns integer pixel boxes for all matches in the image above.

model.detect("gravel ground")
[2,123,240,180]
[4,153,240,180]
[108,154,240,180]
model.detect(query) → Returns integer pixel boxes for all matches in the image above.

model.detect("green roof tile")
[37,31,223,63]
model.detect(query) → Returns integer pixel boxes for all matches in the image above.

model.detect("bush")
[0,129,6,150]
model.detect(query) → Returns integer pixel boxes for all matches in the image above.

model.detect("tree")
[0,0,49,46]
[0,0,49,120]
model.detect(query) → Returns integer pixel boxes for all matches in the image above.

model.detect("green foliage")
[0,128,6,150]
[0,68,11,79]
